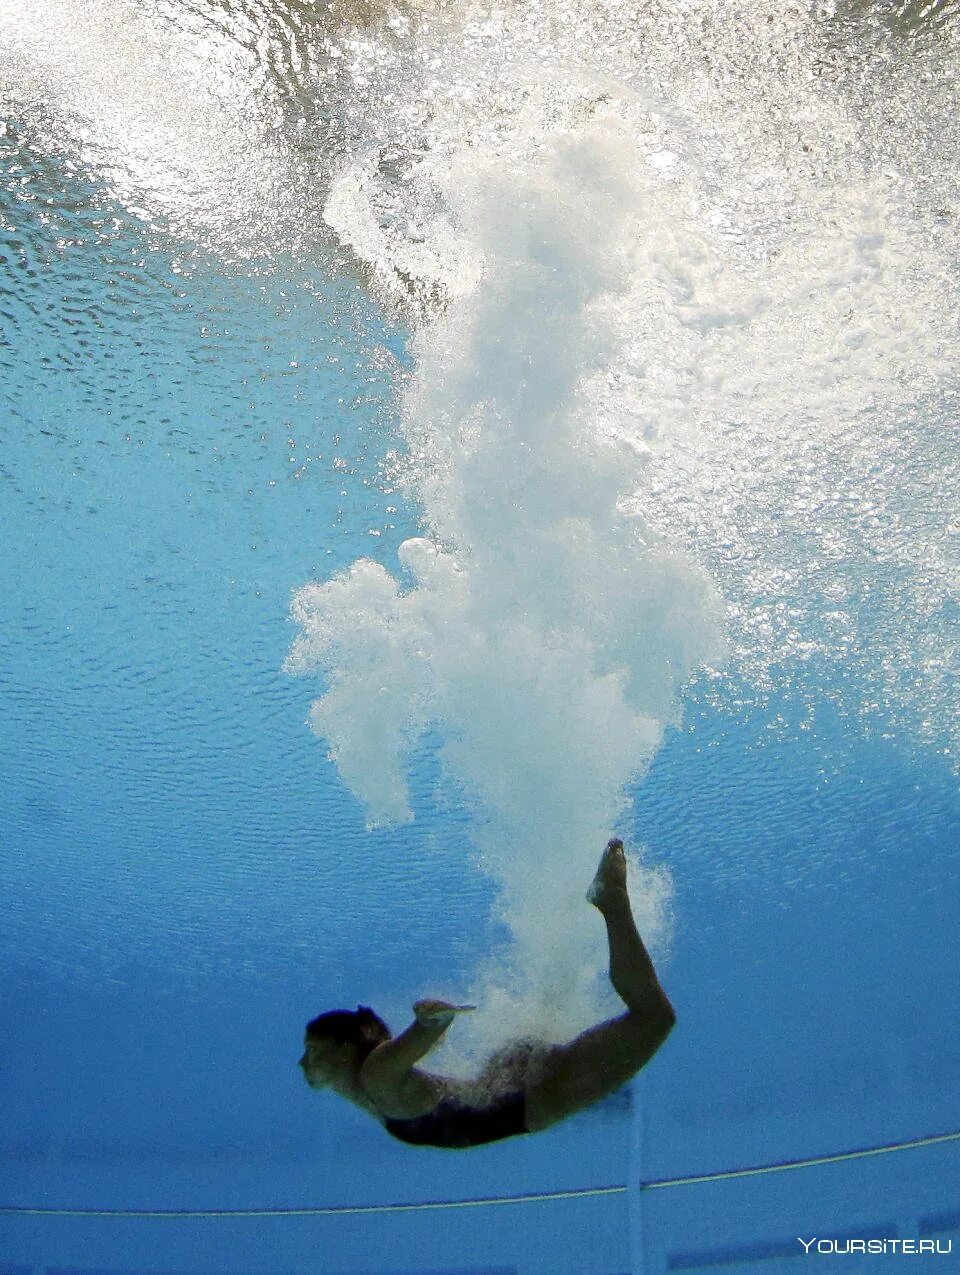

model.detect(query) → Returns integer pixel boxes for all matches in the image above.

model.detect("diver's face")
[299,1037,352,1090]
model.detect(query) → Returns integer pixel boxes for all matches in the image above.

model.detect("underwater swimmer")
[298,839,675,1147]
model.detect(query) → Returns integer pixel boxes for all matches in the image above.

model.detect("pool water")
[1,1,958,1271]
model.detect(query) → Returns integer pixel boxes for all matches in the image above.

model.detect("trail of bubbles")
[310,0,958,755]
[286,126,725,1045]
[287,0,958,1044]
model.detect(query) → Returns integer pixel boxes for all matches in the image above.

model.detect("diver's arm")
[359,1001,472,1117]
[374,1014,450,1070]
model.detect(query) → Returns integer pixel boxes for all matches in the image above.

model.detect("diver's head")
[299,1005,391,1090]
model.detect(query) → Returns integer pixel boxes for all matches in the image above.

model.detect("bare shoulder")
[359,1054,448,1120]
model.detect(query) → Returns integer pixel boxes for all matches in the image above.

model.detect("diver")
[298,838,675,1148]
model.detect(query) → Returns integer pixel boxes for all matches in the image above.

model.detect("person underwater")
[298,838,675,1148]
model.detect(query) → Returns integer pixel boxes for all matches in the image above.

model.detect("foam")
[286,0,959,1048]
[287,126,725,1047]
[305,0,957,760]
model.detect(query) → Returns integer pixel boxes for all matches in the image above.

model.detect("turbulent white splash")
[286,126,723,1044]
[309,0,958,754]
[286,0,959,1045]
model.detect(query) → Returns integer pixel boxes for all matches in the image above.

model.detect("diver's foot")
[587,839,628,910]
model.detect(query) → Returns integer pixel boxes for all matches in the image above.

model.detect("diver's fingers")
[414,999,476,1012]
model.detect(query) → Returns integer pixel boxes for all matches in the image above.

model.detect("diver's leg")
[524,841,675,1133]
[589,839,666,1013]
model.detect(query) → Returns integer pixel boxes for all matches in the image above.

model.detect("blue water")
[2,6,959,1273]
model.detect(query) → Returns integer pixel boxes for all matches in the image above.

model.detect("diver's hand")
[413,999,476,1027]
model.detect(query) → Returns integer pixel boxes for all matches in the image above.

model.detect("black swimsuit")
[383,1089,529,1149]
